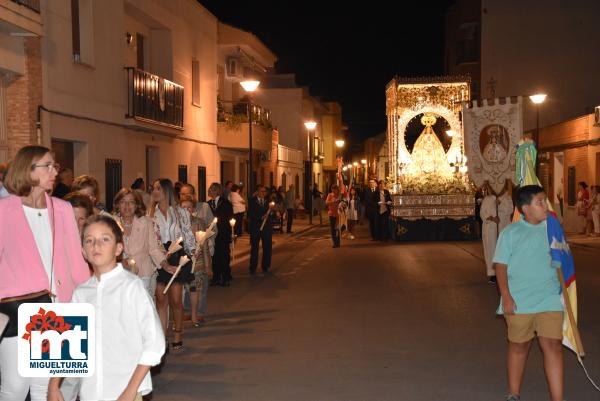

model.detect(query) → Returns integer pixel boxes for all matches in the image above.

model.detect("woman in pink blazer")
[0,145,90,401]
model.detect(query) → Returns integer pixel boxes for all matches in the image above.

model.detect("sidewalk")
[229,213,325,264]
[566,232,600,250]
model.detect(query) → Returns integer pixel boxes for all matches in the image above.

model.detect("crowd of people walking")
[0,144,298,401]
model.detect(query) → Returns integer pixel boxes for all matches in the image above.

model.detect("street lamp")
[240,79,261,199]
[304,120,317,224]
[335,139,345,148]
[529,93,547,174]
[361,159,367,183]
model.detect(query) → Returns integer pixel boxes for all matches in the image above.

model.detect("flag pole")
[557,269,585,357]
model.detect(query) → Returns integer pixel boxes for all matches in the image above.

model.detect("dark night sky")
[200,1,455,146]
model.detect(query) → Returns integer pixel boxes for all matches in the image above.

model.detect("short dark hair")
[114,187,146,217]
[82,215,124,261]
[64,192,94,217]
[515,185,545,214]
[131,177,145,190]
[578,181,588,189]
[231,184,240,192]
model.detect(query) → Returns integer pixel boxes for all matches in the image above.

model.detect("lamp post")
[529,93,547,175]
[240,79,260,200]
[304,121,317,224]
[334,139,345,191]
[361,159,367,183]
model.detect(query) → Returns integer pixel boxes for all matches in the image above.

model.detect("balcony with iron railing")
[217,98,273,151]
[10,0,40,13]
[125,67,184,130]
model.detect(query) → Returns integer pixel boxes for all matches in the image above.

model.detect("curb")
[569,242,600,251]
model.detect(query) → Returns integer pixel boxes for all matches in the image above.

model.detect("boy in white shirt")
[48,215,165,401]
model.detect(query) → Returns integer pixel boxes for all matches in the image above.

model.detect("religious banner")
[462,97,523,193]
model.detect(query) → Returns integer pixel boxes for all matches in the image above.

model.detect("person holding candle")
[179,194,214,326]
[207,183,234,286]
[114,188,174,299]
[326,185,341,248]
[0,145,90,401]
[248,185,274,275]
[48,215,165,401]
[149,179,196,351]
[229,184,246,237]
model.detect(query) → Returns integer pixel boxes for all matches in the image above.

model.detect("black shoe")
[488,275,497,284]
[332,244,340,248]
[220,281,230,287]
[249,270,257,275]
[263,269,272,275]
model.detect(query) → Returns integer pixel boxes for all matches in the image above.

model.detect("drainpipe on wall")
[36,104,42,145]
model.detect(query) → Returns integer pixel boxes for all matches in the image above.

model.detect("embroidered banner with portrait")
[462,97,523,193]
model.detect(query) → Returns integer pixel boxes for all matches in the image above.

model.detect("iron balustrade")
[126,67,184,130]
[10,0,40,13]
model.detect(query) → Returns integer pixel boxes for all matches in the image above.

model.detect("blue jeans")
[329,216,340,246]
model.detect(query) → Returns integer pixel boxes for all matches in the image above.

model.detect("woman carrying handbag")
[149,179,196,352]
[0,145,90,401]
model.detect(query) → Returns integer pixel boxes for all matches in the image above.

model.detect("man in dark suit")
[248,185,274,274]
[375,180,393,241]
[364,178,379,240]
[208,182,234,286]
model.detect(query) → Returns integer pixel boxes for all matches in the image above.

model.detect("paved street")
[152,225,600,401]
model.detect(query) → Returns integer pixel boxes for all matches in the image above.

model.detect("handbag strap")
[47,194,56,302]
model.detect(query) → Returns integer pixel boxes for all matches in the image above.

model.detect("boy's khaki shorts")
[504,311,564,343]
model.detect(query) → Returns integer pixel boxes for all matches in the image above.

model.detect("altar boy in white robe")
[480,182,499,284]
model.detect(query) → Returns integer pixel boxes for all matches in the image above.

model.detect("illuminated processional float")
[385,76,523,241]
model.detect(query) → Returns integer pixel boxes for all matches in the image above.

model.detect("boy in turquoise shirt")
[494,185,564,401]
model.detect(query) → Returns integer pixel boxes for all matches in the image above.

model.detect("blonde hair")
[4,145,51,196]
[72,175,100,200]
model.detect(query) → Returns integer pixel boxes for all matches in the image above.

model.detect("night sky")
[200,0,455,147]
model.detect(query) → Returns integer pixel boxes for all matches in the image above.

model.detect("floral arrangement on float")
[392,173,475,195]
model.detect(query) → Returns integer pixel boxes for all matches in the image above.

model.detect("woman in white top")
[114,188,174,298]
[229,184,246,237]
[590,185,600,236]
[149,179,196,351]
[0,146,89,401]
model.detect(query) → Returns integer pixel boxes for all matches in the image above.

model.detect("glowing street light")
[240,80,260,93]
[335,139,345,148]
[361,159,367,165]
[529,93,547,175]
[304,121,317,130]
[529,94,547,104]
[304,120,318,225]
[240,79,261,199]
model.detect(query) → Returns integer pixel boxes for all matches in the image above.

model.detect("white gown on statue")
[480,195,498,277]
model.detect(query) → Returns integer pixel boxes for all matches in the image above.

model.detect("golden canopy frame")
[385,76,471,191]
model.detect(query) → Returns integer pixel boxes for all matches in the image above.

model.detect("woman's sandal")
[171,329,183,350]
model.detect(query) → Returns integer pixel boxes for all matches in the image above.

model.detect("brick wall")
[6,37,42,159]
